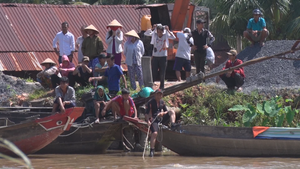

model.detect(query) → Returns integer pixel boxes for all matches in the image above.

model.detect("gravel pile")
[0,71,43,104]
[208,40,300,93]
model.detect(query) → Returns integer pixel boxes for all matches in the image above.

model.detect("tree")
[202,0,292,51]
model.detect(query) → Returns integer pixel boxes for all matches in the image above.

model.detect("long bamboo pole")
[134,47,300,106]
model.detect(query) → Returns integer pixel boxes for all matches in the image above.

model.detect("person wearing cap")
[37,58,61,89]
[106,19,123,66]
[81,24,104,64]
[51,55,75,89]
[88,55,127,96]
[216,49,245,91]
[124,30,145,90]
[174,27,194,81]
[145,89,178,157]
[76,25,88,63]
[52,76,76,113]
[69,56,93,87]
[192,19,215,74]
[101,88,137,120]
[243,9,269,47]
[144,24,176,89]
[53,22,75,63]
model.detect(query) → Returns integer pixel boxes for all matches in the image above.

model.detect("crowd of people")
[36,9,271,157]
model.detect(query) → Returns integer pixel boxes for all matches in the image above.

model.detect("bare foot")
[95,118,100,123]
[260,42,265,47]
[236,87,243,92]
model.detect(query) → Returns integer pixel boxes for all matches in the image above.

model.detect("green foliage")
[28,89,47,100]
[25,77,34,83]
[229,96,300,127]
[75,84,94,100]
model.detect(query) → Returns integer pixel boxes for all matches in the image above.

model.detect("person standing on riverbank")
[106,19,123,66]
[144,24,176,89]
[53,22,75,63]
[124,30,145,90]
[145,89,177,157]
[52,77,76,113]
[101,88,137,120]
[76,25,88,63]
[192,19,215,74]
[216,49,245,91]
[174,27,194,81]
[81,25,104,67]
[243,9,269,47]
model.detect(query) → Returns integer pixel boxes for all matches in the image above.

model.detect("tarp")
[254,127,300,140]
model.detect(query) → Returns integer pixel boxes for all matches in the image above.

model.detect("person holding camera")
[144,24,176,89]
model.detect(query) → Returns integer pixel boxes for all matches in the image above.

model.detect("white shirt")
[76,36,84,62]
[206,47,215,64]
[176,32,194,60]
[124,40,145,66]
[53,31,75,56]
[105,30,123,54]
[144,29,176,57]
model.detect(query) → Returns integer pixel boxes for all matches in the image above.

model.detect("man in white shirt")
[76,25,88,63]
[53,22,75,63]
[174,28,194,81]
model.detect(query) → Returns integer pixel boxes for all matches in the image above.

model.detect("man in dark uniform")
[192,19,215,74]
[145,89,177,157]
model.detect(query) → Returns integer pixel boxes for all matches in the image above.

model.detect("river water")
[1,151,300,169]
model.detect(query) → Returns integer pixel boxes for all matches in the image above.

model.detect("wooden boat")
[123,117,300,157]
[37,120,127,154]
[0,107,84,155]
[0,107,129,154]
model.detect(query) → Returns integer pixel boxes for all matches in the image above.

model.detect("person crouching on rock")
[69,56,92,87]
[145,89,178,157]
[51,55,75,89]
[216,49,245,92]
[52,77,76,113]
[101,88,137,120]
[243,9,269,47]
[94,85,110,123]
[37,58,61,89]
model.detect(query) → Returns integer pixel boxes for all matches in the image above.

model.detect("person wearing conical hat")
[106,19,123,66]
[124,30,145,90]
[81,24,104,66]
[37,58,61,89]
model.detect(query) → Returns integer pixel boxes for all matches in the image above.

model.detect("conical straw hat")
[84,24,99,34]
[41,58,56,65]
[107,19,123,27]
[125,30,140,39]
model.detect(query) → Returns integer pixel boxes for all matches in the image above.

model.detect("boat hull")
[0,107,84,155]
[162,125,300,157]
[37,121,126,154]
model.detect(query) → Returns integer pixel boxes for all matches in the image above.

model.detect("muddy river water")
[1,151,300,169]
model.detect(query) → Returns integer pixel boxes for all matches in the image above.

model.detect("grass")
[28,89,48,101]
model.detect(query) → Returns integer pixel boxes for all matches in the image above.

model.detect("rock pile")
[0,71,43,105]
[209,40,300,93]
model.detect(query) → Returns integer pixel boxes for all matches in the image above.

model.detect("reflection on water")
[1,151,300,169]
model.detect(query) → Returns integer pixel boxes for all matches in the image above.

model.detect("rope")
[142,115,159,160]
[58,122,94,137]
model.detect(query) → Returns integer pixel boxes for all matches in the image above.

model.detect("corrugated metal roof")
[0,4,149,71]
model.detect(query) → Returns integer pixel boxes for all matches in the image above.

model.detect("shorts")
[54,97,75,112]
[247,30,269,42]
[173,57,191,72]
[150,113,170,133]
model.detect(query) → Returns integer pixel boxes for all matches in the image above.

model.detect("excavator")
[136,0,210,80]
